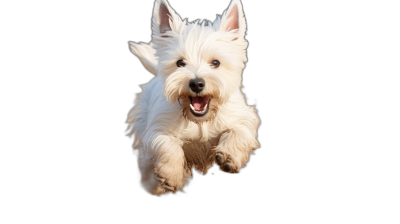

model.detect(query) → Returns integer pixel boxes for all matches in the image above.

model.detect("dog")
[127,0,260,195]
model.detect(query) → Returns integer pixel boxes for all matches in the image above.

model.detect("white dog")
[127,0,260,195]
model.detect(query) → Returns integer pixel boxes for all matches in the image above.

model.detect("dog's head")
[152,0,248,123]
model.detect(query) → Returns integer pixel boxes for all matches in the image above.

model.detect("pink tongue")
[192,96,209,111]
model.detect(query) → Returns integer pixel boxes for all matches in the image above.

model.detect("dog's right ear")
[151,0,184,39]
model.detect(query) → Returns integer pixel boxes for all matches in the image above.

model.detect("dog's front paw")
[153,164,186,194]
[156,175,177,193]
[215,152,239,173]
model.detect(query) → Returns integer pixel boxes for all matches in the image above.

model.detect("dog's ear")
[217,0,247,38]
[151,0,184,38]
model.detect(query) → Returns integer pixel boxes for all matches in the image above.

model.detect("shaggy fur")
[127,0,260,195]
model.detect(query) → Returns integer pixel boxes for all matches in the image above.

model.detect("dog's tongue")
[192,96,209,111]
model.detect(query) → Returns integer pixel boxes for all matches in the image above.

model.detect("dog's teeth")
[190,103,209,114]
[200,104,208,113]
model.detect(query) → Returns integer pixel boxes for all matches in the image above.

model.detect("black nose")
[189,78,205,93]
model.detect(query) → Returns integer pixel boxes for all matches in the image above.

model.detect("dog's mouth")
[189,96,210,117]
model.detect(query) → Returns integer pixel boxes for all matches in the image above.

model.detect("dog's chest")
[182,137,219,151]
[178,123,226,174]
[177,120,225,143]
[181,137,220,173]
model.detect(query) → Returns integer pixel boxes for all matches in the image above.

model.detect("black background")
[73,0,352,207]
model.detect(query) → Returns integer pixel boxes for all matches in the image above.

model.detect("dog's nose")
[189,78,205,93]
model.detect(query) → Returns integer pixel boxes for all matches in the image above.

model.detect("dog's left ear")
[218,0,247,39]
[151,0,184,39]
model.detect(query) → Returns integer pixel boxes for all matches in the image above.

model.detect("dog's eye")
[177,60,186,67]
[211,60,220,68]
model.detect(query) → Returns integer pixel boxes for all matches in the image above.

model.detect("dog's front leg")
[214,126,260,173]
[143,133,186,194]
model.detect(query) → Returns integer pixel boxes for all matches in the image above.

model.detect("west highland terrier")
[127,0,260,195]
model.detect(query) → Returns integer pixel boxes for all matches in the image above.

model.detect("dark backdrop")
[77,0,342,206]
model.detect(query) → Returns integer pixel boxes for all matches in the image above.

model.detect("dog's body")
[127,0,260,195]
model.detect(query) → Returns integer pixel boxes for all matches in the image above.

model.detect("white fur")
[127,0,260,195]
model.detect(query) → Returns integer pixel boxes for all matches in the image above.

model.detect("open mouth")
[189,96,210,117]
